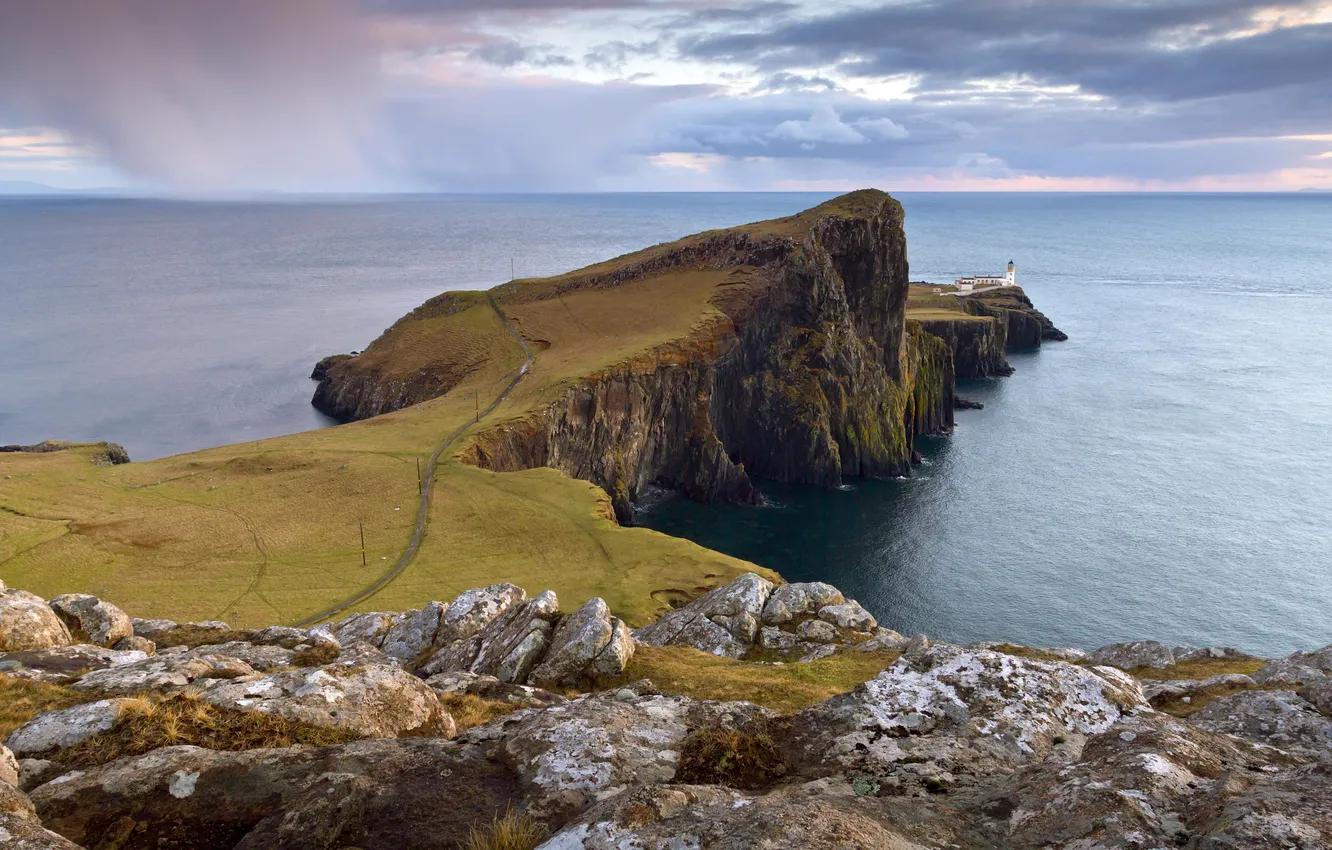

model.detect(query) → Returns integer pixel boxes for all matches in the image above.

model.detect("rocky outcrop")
[633,573,898,662]
[10,580,1332,848]
[0,441,129,466]
[966,286,1067,348]
[912,314,1013,379]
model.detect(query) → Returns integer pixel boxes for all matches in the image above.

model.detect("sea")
[3,192,1330,656]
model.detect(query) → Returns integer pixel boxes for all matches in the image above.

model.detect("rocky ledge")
[4,575,1332,848]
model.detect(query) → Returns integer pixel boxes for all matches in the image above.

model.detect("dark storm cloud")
[0,0,377,189]
[682,0,1332,102]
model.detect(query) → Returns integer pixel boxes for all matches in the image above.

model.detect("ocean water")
[3,193,1331,655]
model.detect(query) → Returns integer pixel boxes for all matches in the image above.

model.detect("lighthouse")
[1005,260,1016,285]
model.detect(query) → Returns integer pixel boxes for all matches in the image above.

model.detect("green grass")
[0,211,791,628]
[594,644,899,714]
[1131,657,1265,681]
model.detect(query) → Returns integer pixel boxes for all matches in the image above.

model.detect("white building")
[955,260,1015,291]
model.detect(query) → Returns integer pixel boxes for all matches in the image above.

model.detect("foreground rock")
[0,645,150,684]
[0,589,71,652]
[201,665,455,738]
[1,782,83,849]
[47,595,132,649]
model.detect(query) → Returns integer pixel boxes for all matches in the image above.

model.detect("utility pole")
[511,258,514,280]
[475,390,480,423]
[416,458,422,496]
[358,520,366,567]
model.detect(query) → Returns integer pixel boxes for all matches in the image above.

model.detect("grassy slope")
[0,246,772,628]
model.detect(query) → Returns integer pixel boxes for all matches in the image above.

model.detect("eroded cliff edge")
[314,191,953,522]
[907,283,1067,380]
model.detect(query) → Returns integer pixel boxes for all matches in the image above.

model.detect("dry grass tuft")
[440,693,519,732]
[56,692,361,768]
[464,808,549,850]
[989,644,1078,664]
[0,674,88,740]
[675,720,789,790]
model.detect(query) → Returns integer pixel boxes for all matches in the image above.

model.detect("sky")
[1,0,1331,192]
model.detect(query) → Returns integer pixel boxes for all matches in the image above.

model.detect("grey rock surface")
[1087,639,1175,670]
[0,589,71,652]
[48,594,132,648]
[5,699,127,756]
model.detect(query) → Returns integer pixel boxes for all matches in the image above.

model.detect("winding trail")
[294,294,533,628]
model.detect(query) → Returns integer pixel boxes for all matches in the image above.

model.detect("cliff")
[4,577,1329,849]
[317,191,952,523]
[905,283,1066,380]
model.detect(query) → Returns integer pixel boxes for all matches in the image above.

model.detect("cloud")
[770,107,868,144]
[0,0,379,191]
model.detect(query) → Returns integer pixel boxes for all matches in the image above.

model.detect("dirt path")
[294,294,533,628]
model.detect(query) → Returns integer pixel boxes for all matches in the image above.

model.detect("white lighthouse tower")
[1005,260,1016,285]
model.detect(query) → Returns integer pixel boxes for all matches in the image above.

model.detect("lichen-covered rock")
[472,691,770,821]
[817,601,876,631]
[1087,639,1174,670]
[529,598,634,687]
[380,601,445,663]
[47,594,132,648]
[130,617,178,639]
[250,625,338,653]
[537,785,925,850]
[201,665,454,738]
[329,611,396,649]
[5,699,127,756]
[15,760,57,793]
[1298,676,1332,717]
[1251,657,1325,687]
[29,739,522,849]
[421,590,560,683]
[71,652,255,694]
[184,641,294,672]
[425,671,567,708]
[436,583,528,645]
[760,626,798,651]
[760,582,844,625]
[797,619,837,644]
[633,573,775,658]
[1189,690,1332,757]
[0,745,17,788]
[788,644,1147,790]
[0,589,71,652]
[0,645,150,684]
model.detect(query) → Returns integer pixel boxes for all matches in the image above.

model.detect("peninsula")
[0,191,1059,633]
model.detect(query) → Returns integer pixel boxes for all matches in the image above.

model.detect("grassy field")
[0,233,779,628]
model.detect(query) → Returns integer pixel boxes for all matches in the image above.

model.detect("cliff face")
[460,192,951,521]
[967,286,1068,349]
[912,314,1012,379]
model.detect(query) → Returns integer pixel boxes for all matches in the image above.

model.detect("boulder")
[1173,645,1255,663]
[0,645,150,684]
[1087,639,1174,670]
[5,699,128,756]
[329,612,396,649]
[760,582,844,625]
[1189,690,1332,757]
[200,665,454,738]
[425,671,567,709]
[633,573,775,659]
[1298,676,1332,717]
[468,691,770,821]
[1,782,84,849]
[796,619,837,644]
[421,591,560,683]
[817,601,876,631]
[0,589,71,652]
[112,635,156,654]
[16,760,58,793]
[47,594,132,648]
[788,645,1147,791]
[29,739,522,849]
[759,626,798,651]
[538,785,922,850]
[130,618,178,639]
[855,627,908,652]
[71,652,255,695]
[184,642,295,672]
[435,583,529,645]
[528,597,634,687]
[1251,658,1325,687]
[0,745,17,788]
[380,601,444,663]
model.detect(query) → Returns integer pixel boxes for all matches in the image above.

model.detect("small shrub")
[675,720,788,790]
[464,808,549,850]
[57,693,361,767]
[440,693,518,732]
[0,674,87,740]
